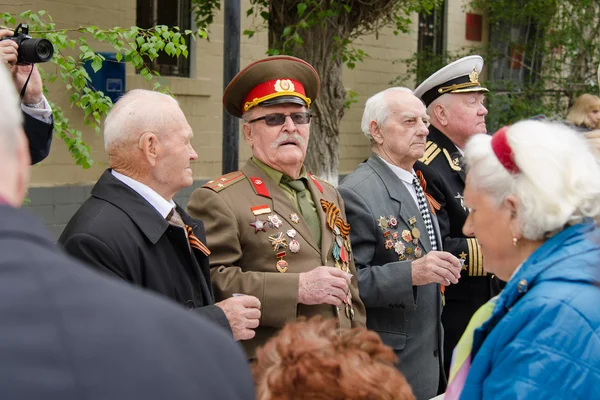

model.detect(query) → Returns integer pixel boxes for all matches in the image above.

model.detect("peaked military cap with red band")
[222,55,321,118]
[414,55,489,107]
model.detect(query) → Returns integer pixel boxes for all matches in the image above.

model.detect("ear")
[433,103,449,127]
[370,120,384,144]
[242,123,253,148]
[503,194,521,237]
[138,132,160,167]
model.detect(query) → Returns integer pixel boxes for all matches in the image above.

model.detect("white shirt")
[111,170,175,219]
[378,155,419,206]
[21,94,53,123]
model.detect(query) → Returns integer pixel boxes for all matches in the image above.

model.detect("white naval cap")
[414,55,489,107]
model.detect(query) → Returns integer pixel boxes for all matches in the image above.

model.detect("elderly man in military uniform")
[187,55,366,357]
[413,55,503,378]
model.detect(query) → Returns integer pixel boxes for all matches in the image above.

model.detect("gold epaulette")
[202,171,245,192]
[443,149,462,172]
[419,141,441,165]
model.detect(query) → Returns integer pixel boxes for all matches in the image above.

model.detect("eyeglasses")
[247,112,312,126]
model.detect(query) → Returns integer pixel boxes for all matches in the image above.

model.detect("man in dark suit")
[413,55,503,378]
[0,64,254,400]
[1,29,53,164]
[59,89,261,341]
[339,87,462,400]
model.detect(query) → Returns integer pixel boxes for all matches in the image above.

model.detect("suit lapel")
[367,155,433,253]
[241,161,321,255]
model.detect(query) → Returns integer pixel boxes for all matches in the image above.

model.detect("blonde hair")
[566,94,600,129]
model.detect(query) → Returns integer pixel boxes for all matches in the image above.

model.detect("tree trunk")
[269,4,348,186]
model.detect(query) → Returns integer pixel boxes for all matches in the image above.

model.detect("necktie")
[282,177,321,245]
[166,208,211,256]
[412,174,438,251]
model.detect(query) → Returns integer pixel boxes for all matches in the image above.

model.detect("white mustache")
[271,133,305,148]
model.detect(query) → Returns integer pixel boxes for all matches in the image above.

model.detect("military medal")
[275,251,289,273]
[388,216,398,228]
[378,216,388,229]
[412,227,421,239]
[267,214,283,229]
[286,229,297,238]
[394,241,405,255]
[385,239,394,250]
[290,213,300,224]
[289,239,300,253]
[250,217,266,233]
[414,246,423,258]
[408,216,417,226]
[321,199,354,321]
[402,230,413,243]
[268,232,288,251]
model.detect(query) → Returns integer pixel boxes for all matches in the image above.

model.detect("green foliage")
[1,10,205,168]
[394,0,600,131]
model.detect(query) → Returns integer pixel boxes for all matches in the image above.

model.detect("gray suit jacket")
[339,154,444,400]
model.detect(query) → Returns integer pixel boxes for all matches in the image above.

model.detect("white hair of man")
[0,65,24,156]
[464,120,600,240]
[361,87,413,141]
[103,89,179,152]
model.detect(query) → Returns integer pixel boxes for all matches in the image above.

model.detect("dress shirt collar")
[111,170,175,218]
[377,154,416,185]
[251,156,308,184]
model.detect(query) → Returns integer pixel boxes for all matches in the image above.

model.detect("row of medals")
[250,211,355,321]
[250,213,300,273]
[378,215,424,260]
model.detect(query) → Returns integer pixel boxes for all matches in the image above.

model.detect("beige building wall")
[18,0,486,186]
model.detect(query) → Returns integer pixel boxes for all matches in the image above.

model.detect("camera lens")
[18,38,54,64]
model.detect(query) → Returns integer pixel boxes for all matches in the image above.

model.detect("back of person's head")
[0,65,28,206]
[253,317,415,400]
[566,93,600,129]
[103,89,180,171]
[464,120,600,240]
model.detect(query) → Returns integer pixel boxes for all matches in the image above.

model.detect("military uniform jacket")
[339,154,444,400]
[187,159,366,357]
[414,126,503,375]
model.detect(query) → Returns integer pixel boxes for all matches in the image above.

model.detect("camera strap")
[18,64,35,101]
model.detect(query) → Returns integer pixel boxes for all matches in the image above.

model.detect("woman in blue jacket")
[445,120,600,399]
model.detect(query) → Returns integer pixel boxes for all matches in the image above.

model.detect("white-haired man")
[339,87,462,400]
[0,60,254,400]
[59,89,261,341]
[413,56,504,379]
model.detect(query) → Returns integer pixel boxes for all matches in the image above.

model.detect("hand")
[411,251,462,286]
[216,295,261,341]
[0,29,18,66]
[12,64,43,104]
[298,266,352,307]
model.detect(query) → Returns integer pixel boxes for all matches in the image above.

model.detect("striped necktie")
[412,174,438,251]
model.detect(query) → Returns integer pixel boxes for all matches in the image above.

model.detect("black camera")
[1,23,54,65]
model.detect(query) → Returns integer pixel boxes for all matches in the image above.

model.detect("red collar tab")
[250,176,271,198]
[308,174,323,194]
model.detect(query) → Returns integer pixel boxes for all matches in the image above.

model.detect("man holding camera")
[0,28,53,164]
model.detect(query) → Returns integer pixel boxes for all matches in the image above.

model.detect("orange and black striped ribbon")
[320,199,351,236]
[416,170,441,216]
[185,225,211,257]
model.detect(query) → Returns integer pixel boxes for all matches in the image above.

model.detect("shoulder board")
[419,141,441,165]
[442,149,462,172]
[202,171,245,192]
